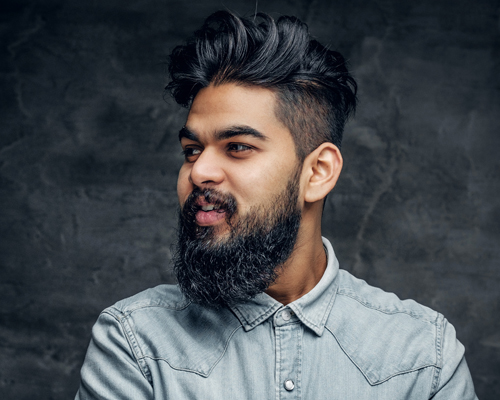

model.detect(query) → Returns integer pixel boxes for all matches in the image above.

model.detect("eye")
[181,147,202,162]
[227,143,253,153]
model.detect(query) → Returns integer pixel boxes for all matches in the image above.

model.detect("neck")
[265,227,327,305]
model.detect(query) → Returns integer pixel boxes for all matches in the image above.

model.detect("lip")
[195,208,226,226]
[194,197,226,226]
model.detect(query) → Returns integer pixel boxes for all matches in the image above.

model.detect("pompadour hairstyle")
[166,10,357,160]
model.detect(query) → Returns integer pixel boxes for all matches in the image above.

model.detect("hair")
[166,10,357,160]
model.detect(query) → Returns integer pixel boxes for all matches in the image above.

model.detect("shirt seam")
[430,314,445,396]
[110,301,191,318]
[336,290,438,324]
[231,303,281,330]
[325,325,439,385]
[137,324,243,378]
[102,310,152,383]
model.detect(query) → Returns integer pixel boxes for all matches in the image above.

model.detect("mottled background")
[1,0,499,398]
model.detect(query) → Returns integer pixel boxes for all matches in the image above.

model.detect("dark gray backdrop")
[1,0,499,398]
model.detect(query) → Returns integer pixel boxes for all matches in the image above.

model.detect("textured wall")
[1,0,499,398]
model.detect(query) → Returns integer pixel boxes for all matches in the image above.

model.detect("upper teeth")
[201,205,219,211]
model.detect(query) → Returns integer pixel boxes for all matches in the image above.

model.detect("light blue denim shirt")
[76,238,477,399]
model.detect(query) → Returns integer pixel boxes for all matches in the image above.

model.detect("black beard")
[173,168,302,308]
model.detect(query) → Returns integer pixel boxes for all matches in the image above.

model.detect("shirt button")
[282,310,291,321]
[284,379,295,391]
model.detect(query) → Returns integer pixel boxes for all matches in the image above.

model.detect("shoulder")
[102,284,241,342]
[106,284,190,316]
[97,284,242,377]
[326,270,457,385]
[334,270,439,322]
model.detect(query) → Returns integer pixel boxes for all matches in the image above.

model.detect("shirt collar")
[230,237,339,336]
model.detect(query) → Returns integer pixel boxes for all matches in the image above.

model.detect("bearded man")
[75,11,477,399]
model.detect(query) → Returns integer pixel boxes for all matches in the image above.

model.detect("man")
[76,11,477,399]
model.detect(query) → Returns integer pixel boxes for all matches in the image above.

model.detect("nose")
[189,148,225,188]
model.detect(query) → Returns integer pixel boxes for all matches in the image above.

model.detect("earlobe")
[303,143,343,203]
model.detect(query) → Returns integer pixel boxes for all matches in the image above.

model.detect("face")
[174,83,305,307]
[177,83,302,238]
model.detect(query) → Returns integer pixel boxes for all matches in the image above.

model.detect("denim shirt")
[76,238,477,399]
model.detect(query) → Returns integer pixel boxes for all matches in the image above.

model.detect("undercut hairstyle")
[166,10,357,160]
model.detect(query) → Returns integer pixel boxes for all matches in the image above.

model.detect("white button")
[282,310,291,321]
[284,379,295,391]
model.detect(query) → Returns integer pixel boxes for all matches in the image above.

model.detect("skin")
[177,83,343,305]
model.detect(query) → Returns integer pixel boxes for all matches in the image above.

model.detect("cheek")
[230,165,287,206]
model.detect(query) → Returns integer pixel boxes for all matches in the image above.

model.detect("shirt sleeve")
[75,310,153,400]
[430,318,478,399]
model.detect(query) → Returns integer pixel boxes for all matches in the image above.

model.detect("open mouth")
[194,195,233,226]
[196,203,226,225]
[182,188,237,228]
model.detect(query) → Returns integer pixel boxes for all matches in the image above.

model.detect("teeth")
[201,205,220,212]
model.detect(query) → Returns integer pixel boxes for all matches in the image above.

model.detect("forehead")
[185,83,294,145]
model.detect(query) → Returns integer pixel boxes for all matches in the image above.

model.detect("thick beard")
[173,167,302,308]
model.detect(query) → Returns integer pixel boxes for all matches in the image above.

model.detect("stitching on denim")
[290,282,338,336]
[325,324,374,384]
[325,325,438,385]
[285,275,339,335]
[295,324,303,400]
[137,325,243,378]
[286,243,339,335]
[110,300,192,318]
[336,289,438,324]
[430,315,444,396]
[232,303,281,329]
[319,282,338,327]
[103,310,152,383]
[274,323,281,400]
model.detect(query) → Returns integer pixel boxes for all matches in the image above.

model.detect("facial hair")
[173,167,302,308]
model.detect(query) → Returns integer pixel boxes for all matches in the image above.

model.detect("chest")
[140,317,433,400]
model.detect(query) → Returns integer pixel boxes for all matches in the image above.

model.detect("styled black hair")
[166,10,357,160]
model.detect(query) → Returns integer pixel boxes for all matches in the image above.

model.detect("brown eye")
[228,143,252,152]
[182,147,202,161]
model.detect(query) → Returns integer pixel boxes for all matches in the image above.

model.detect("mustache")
[182,187,238,221]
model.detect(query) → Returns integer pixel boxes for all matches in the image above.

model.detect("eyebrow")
[178,125,268,142]
[178,126,197,141]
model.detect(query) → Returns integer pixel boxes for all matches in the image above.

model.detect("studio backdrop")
[1,0,499,399]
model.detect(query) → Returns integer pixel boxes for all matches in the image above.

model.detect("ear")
[303,142,343,203]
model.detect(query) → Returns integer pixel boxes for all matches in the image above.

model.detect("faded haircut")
[166,10,357,160]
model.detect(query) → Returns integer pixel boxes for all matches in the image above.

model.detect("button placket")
[274,308,302,399]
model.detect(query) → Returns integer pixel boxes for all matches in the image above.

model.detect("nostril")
[189,155,225,186]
